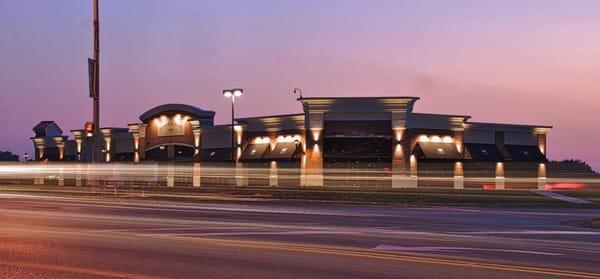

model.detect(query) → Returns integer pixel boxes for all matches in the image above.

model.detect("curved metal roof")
[139,104,215,122]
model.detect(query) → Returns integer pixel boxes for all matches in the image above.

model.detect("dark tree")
[0,151,19,161]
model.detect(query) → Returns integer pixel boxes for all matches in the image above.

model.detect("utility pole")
[92,0,100,163]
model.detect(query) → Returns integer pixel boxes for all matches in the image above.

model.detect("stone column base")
[305,174,323,187]
[392,175,418,188]
[269,175,278,187]
[537,177,547,190]
[193,163,201,187]
[453,176,464,189]
[495,177,505,190]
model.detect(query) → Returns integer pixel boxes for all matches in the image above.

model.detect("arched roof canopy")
[139,104,215,122]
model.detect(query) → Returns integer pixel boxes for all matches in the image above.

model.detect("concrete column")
[167,162,175,187]
[235,161,247,187]
[75,164,82,186]
[391,114,411,188]
[57,143,65,161]
[453,161,464,189]
[133,135,140,163]
[36,146,44,161]
[303,112,324,187]
[192,162,201,187]
[86,163,95,186]
[58,167,65,186]
[405,154,418,188]
[34,165,44,185]
[300,154,307,187]
[140,124,147,160]
[269,161,278,187]
[391,127,410,188]
[495,162,505,190]
[305,142,323,186]
[190,120,202,156]
[537,163,547,190]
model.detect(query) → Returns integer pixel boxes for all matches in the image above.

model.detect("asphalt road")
[1,193,599,278]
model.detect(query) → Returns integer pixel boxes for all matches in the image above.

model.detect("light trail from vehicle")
[0,162,598,190]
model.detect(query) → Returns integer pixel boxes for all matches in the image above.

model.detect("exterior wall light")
[442,136,453,143]
[431,135,442,143]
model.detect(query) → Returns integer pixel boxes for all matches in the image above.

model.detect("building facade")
[31,96,551,187]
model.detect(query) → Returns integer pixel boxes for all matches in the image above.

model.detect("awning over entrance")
[465,143,504,161]
[505,145,546,162]
[240,143,269,161]
[197,148,232,162]
[414,142,462,160]
[264,142,299,160]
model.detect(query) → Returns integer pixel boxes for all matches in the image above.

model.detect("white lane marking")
[455,230,600,235]
[373,244,563,256]
[534,191,594,204]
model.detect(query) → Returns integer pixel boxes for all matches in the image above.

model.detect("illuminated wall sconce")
[418,135,454,143]
[393,128,405,142]
[254,136,270,144]
[173,114,190,126]
[276,134,301,143]
[394,143,403,155]
[442,136,453,143]
[418,135,430,142]
[311,128,321,142]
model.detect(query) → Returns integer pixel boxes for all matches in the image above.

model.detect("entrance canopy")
[414,142,462,160]
[465,143,504,161]
[264,142,299,160]
[505,145,546,162]
[240,143,270,161]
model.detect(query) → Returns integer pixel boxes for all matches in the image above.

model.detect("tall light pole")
[91,0,100,163]
[223,89,243,162]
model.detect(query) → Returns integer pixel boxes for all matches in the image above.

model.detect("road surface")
[0,192,599,278]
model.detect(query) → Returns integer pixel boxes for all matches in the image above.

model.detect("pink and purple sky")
[1,0,599,170]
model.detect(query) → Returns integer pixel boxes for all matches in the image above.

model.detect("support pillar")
[58,167,65,186]
[166,162,175,187]
[406,154,418,188]
[235,162,247,186]
[537,163,547,190]
[303,113,324,187]
[34,166,44,185]
[193,162,201,187]
[453,161,464,189]
[269,161,278,187]
[305,142,323,186]
[495,162,505,190]
[75,164,82,186]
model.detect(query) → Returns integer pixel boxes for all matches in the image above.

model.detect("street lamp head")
[223,90,233,98]
[233,88,243,97]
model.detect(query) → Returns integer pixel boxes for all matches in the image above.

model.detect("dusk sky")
[1,0,599,170]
